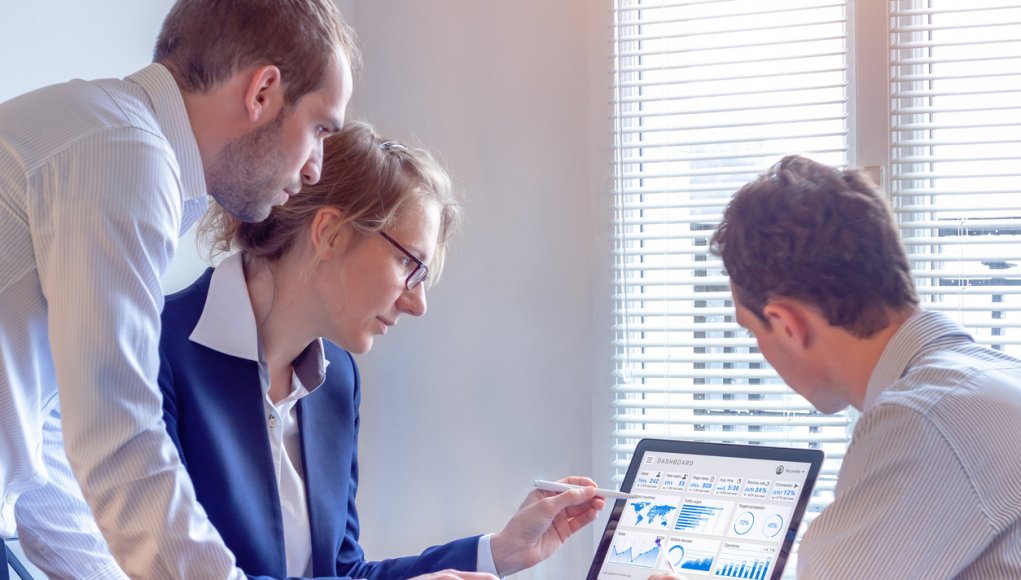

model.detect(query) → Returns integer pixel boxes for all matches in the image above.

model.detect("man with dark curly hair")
[655,155,1021,579]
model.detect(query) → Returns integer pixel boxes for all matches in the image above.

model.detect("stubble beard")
[207,111,290,223]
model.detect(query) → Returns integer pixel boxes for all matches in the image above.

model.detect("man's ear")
[762,299,812,348]
[243,65,284,123]
[311,207,351,260]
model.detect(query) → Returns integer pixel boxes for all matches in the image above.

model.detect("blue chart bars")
[714,556,772,579]
[675,503,725,533]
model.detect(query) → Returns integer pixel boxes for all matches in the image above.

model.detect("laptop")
[587,438,823,580]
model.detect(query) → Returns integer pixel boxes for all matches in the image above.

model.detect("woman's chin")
[345,336,373,355]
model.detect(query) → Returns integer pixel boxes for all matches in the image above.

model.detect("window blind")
[610,0,852,544]
[890,0,1021,353]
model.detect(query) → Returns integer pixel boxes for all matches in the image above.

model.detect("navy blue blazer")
[158,268,479,579]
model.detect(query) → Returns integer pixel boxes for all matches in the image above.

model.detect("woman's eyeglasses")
[379,232,428,290]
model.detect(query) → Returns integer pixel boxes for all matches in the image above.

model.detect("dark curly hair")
[710,155,917,338]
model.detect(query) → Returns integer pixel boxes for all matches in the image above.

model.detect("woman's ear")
[310,207,352,260]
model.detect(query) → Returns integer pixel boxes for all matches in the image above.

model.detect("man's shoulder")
[6,75,156,131]
[870,344,1021,470]
[883,341,1021,404]
[1,75,168,173]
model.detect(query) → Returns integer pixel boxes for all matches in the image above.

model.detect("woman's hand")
[490,476,607,576]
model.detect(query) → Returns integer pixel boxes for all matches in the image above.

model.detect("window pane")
[611,4,852,576]
[891,1,1021,356]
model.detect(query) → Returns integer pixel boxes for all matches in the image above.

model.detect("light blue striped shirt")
[0,64,243,579]
[798,310,1021,578]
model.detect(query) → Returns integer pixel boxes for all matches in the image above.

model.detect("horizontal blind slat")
[613,5,853,569]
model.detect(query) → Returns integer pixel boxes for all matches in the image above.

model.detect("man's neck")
[830,306,920,411]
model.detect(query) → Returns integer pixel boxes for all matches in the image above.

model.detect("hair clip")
[379,140,408,152]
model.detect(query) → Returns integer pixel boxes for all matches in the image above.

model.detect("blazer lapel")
[298,384,351,575]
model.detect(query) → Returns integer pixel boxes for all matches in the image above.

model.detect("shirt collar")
[190,253,260,361]
[863,310,974,410]
[190,253,328,390]
[125,63,207,204]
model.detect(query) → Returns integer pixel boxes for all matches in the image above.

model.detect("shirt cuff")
[477,533,500,576]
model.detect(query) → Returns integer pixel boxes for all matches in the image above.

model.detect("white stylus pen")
[533,479,634,500]
[655,538,679,574]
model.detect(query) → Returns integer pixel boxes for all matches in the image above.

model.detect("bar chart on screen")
[674,498,734,535]
[713,542,777,580]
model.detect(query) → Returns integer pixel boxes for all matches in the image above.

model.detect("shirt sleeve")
[796,403,995,578]
[30,129,242,579]
[14,406,128,580]
[477,533,500,576]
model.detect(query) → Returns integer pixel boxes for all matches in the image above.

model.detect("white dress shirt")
[189,253,501,577]
[0,64,242,579]
[798,311,1021,578]
[259,379,315,577]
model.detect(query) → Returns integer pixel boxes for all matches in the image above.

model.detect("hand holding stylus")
[490,476,607,576]
[533,479,634,500]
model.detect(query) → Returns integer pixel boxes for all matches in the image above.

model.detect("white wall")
[3,1,616,577]
[345,2,615,578]
[0,2,172,101]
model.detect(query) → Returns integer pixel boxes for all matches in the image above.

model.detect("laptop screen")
[588,439,823,580]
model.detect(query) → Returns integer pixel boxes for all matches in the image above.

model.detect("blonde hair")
[201,121,461,283]
[154,0,361,105]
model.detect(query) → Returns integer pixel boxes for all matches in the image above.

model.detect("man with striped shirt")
[0,1,356,578]
[656,155,1021,579]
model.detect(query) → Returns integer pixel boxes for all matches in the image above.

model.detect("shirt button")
[268,415,278,429]
[5,492,15,505]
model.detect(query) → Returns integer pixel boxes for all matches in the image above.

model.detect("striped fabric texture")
[0,64,243,579]
[798,311,1021,578]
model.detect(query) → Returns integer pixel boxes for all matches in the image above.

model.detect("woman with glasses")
[156,122,603,579]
